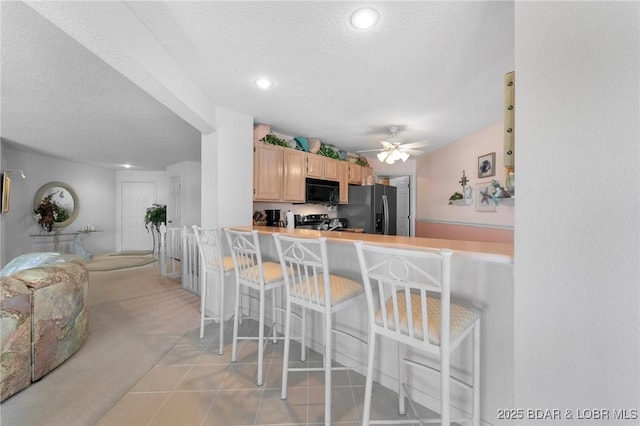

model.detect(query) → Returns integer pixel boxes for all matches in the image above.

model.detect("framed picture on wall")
[478,152,496,178]
[476,182,496,212]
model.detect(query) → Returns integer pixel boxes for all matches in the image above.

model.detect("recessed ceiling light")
[121,164,132,169]
[350,7,379,30]
[253,78,273,89]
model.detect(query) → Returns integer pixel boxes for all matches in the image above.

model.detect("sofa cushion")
[0,277,32,401]
[14,262,89,381]
[0,253,84,277]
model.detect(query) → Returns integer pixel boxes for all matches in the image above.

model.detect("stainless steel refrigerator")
[338,184,397,235]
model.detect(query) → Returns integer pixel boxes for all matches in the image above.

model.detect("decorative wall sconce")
[1,170,26,214]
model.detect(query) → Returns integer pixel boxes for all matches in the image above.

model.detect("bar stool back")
[224,228,286,386]
[192,226,233,355]
[273,234,365,426]
[354,241,481,426]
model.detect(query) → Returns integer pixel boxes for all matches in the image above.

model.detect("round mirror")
[33,181,79,230]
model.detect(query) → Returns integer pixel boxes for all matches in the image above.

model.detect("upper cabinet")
[504,71,515,170]
[254,141,373,204]
[254,143,306,202]
[348,162,362,184]
[283,149,306,202]
[339,162,350,204]
[307,154,341,181]
[324,158,341,181]
[361,166,374,184]
[254,142,283,201]
[306,154,324,178]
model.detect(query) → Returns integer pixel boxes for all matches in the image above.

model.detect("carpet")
[0,265,200,426]
[86,253,157,271]
[108,250,152,256]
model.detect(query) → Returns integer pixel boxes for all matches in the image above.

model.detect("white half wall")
[201,107,253,229]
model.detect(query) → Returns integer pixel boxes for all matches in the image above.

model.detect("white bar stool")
[191,226,234,355]
[354,241,481,426]
[224,228,287,386]
[273,233,365,426]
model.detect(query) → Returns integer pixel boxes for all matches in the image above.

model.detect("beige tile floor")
[97,319,441,426]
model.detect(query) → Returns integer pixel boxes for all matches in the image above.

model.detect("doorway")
[121,182,155,251]
[377,174,414,237]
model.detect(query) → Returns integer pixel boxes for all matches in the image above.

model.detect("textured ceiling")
[1,1,514,170]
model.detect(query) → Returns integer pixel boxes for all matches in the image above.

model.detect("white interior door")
[121,182,155,251]
[168,175,181,228]
[391,176,411,236]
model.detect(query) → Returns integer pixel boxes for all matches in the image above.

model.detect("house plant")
[144,204,166,252]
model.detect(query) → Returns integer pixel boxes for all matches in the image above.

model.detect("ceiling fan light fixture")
[398,151,410,162]
[350,8,379,30]
[253,78,273,89]
[377,151,388,162]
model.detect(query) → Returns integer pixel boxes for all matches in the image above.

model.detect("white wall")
[167,161,201,228]
[1,144,116,265]
[201,106,253,229]
[420,122,513,227]
[514,2,639,422]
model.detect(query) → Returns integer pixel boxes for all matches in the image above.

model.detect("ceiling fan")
[358,127,428,164]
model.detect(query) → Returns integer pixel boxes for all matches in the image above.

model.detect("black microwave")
[305,178,339,205]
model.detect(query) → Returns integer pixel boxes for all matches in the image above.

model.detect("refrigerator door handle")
[382,194,389,235]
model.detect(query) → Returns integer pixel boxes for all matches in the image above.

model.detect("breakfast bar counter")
[238,225,513,264]
[227,225,514,425]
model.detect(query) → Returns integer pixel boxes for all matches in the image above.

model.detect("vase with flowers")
[33,192,70,232]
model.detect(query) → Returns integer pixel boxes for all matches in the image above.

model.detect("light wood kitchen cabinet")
[324,158,341,180]
[306,155,340,181]
[348,163,362,184]
[361,166,373,184]
[339,161,350,204]
[306,154,324,178]
[283,149,306,202]
[254,142,372,203]
[254,142,283,201]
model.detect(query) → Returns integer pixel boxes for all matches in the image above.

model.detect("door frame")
[375,172,416,237]
[115,171,168,252]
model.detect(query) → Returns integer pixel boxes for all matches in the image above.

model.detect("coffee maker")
[265,209,282,227]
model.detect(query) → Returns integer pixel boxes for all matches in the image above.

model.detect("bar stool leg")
[324,311,332,426]
[441,345,450,425]
[231,279,241,363]
[362,328,376,425]
[200,269,207,339]
[217,269,224,355]
[281,297,291,399]
[300,307,306,362]
[257,286,266,386]
[473,320,481,426]
[271,289,277,344]
[398,341,406,415]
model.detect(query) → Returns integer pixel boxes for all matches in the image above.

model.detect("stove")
[294,214,328,230]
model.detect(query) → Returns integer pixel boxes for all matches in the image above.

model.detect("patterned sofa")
[1,254,89,401]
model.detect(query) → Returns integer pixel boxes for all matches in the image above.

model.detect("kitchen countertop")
[231,225,514,264]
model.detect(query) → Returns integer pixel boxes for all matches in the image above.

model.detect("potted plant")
[144,204,166,253]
